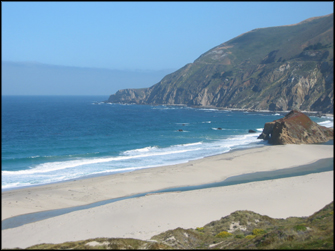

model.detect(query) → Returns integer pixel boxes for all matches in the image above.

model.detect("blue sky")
[2,1,333,71]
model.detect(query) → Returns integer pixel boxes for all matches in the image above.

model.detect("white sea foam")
[317,120,333,128]
[179,142,203,147]
[2,147,202,177]
[123,146,158,155]
[3,133,256,181]
[154,106,179,110]
[2,182,33,190]
[199,108,219,112]
[321,116,334,120]
[2,134,263,190]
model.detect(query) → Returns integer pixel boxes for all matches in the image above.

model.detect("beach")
[1,144,334,249]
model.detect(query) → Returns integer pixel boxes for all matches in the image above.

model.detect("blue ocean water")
[2,95,333,191]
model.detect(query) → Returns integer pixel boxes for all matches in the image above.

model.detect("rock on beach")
[258,110,333,145]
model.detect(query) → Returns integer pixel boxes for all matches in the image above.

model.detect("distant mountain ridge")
[107,13,333,113]
[2,61,174,95]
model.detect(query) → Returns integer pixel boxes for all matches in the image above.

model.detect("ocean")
[2,95,333,191]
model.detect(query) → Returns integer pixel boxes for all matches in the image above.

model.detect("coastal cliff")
[107,13,333,113]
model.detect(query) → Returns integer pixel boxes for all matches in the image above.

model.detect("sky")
[1,1,334,95]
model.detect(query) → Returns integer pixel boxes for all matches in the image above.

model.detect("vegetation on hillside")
[12,201,333,250]
[108,13,333,113]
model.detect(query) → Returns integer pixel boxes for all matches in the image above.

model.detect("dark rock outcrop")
[257,122,276,140]
[258,110,333,145]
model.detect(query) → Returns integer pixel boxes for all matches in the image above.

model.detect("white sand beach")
[1,144,334,249]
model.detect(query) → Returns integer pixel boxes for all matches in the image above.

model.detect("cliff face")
[108,88,147,104]
[258,110,333,145]
[107,14,333,113]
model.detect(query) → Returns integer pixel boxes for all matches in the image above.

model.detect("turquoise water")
[2,95,333,190]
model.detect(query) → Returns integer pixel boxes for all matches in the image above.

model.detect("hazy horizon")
[2,61,175,96]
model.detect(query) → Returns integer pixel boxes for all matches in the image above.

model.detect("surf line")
[2,158,333,231]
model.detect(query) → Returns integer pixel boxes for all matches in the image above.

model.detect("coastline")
[2,144,333,221]
[2,157,333,231]
[107,102,334,118]
[2,144,334,248]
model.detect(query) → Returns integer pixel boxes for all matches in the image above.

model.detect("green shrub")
[245,235,256,239]
[293,225,307,231]
[252,228,266,235]
[235,234,245,239]
[196,227,204,232]
[215,231,233,238]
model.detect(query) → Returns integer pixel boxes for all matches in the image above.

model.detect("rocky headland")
[107,13,333,114]
[258,110,333,144]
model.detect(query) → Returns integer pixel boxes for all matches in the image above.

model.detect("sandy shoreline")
[1,144,334,248]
